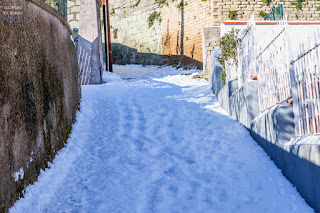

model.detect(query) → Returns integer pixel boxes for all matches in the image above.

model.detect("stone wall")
[110,0,215,68]
[110,0,164,65]
[67,0,80,46]
[67,0,80,31]
[0,0,81,211]
[202,26,220,81]
[212,0,320,24]
[109,0,320,77]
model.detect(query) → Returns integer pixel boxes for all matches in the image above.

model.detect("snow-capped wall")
[216,78,320,212]
[250,105,320,212]
[0,0,81,211]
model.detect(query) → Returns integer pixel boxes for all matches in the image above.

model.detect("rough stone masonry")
[0,0,81,211]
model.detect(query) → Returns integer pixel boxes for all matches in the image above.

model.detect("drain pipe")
[102,0,113,72]
[102,0,108,72]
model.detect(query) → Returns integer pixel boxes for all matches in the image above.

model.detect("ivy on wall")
[148,11,162,28]
[262,0,271,6]
[291,0,305,10]
[255,0,307,21]
[228,11,237,20]
[112,0,311,29]
[156,0,169,7]
[143,0,209,28]
[259,10,266,17]
[217,29,239,85]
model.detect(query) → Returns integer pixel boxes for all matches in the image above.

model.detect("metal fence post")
[289,63,300,137]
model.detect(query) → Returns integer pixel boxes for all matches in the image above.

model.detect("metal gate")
[264,4,283,21]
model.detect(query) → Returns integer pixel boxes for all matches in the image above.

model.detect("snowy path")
[11,69,313,212]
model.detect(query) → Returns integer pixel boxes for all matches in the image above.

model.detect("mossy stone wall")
[0,0,81,211]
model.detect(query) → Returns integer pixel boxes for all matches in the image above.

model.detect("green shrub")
[228,11,237,20]
[291,0,305,10]
[258,10,266,17]
[217,28,240,85]
[177,1,184,9]
[147,11,162,28]
[155,0,168,7]
[262,0,271,6]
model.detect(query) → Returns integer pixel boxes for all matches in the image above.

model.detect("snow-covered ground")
[10,65,313,212]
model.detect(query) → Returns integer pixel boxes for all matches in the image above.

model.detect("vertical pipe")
[272,6,275,21]
[202,27,206,72]
[106,0,113,72]
[180,0,184,57]
[102,0,108,72]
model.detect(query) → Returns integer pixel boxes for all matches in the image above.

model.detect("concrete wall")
[217,80,238,114]
[0,0,81,211]
[67,0,103,84]
[216,80,259,128]
[250,104,296,147]
[229,81,260,129]
[211,48,224,95]
[216,78,320,212]
[282,141,320,212]
[250,104,320,212]
[78,0,103,85]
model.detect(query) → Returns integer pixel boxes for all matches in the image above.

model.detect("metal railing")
[78,45,92,85]
[225,59,237,82]
[264,4,283,21]
[222,15,320,136]
[290,29,320,136]
[256,16,291,112]
[237,14,256,87]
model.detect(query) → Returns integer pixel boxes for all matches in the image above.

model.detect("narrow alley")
[10,66,313,212]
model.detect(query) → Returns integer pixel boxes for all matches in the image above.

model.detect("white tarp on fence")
[237,15,256,87]
[290,29,320,136]
[221,15,320,137]
[256,17,291,112]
